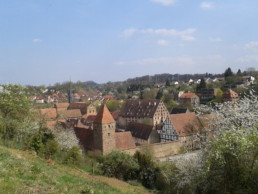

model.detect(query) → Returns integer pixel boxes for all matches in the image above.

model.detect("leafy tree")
[0,84,32,143]
[224,67,234,77]
[105,100,119,112]
[101,151,139,181]
[142,89,157,100]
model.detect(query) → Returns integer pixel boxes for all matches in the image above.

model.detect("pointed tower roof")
[93,104,115,124]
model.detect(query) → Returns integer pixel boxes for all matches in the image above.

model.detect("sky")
[0,0,258,85]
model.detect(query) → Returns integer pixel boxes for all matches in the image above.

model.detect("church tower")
[93,104,116,155]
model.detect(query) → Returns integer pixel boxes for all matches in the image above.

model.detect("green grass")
[0,146,151,194]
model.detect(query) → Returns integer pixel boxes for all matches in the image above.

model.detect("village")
[34,71,257,158]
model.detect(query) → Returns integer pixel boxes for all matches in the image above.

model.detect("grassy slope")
[0,146,151,194]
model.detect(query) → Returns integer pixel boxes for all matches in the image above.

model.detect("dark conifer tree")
[224,67,234,77]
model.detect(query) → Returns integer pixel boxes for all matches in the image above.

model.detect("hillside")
[0,146,151,194]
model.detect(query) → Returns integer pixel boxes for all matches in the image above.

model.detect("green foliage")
[101,151,139,181]
[63,146,82,165]
[0,84,32,142]
[200,130,258,194]
[0,146,124,193]
[139,167,159,189]
[105,100,119,112]
[134,150,159,189]
[162,94,175,112]
[155,162,178,193]
[134,150,155,169]
[142,89,157,100]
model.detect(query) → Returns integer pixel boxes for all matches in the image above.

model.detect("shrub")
[101,151,139,181]
[63,146,82,165]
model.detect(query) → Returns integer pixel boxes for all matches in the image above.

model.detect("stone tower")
[93,104,116,155]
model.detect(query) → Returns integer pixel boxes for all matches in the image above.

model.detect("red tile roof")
[37,108,57,120]
[82,114,97,123]
[115,132,136,150]
[93,104,115,124]
[180,91,198,99]
[46,121,57,129]
[128,122,153,140]
[112,111,120,120]
[55,103,69,109]
[170,113,202,137]
[58,109,82,118]
[68,102,90,115]
[119,99,160,118]
[223,89,239,99]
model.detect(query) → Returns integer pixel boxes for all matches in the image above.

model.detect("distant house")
[103,95,115,101]
[200,88,220,101]
[222,89,239,102]
[35,96,44,104]
[158,117,179,142]
[118,99,170,128]
[242,76,255,85]
[127,122,160,145]
[170,113,203,149]
[179,91,200,106]
[68,102,96,115]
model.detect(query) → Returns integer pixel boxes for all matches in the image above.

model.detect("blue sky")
[0,0,257,85]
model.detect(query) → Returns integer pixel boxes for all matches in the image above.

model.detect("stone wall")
[122,140,183,158]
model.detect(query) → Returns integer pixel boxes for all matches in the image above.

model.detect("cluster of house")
[36,99,214,156]
[29,90,115,104]
[178,88,239,107]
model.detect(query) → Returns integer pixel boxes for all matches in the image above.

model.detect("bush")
[63,146,82,165]
[101,151,139,181]
[140,167,159,189]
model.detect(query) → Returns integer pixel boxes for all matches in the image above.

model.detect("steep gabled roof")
[68,102,90,115]
[119,99,160,118]
[170,113,202,137]
[112,111,120,120]
[128,122,153,140]
[37,108,57,120]
[58,109,82,118]
[115,132,136,150]
[54,103,69,109]
[180,91,198,99]
[93,104,115,124]
[223,89,239,99]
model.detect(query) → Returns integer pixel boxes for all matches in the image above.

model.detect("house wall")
[153,102,170,125]
[87,104,97,115]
